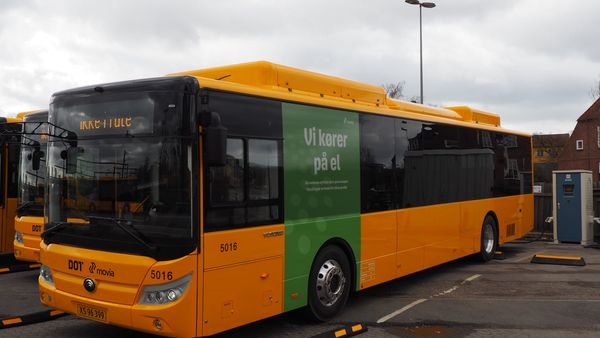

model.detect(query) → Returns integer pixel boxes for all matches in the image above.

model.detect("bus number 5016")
[220,242,238,253]
[150,270,173,281]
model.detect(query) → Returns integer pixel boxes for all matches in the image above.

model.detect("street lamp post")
[405,0,435,104]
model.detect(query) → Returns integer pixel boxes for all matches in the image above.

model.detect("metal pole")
[419,4,423,104]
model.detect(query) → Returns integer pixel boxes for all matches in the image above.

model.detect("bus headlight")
[138,274,192,305]
[40,265,55,286]
[14,231,23,244]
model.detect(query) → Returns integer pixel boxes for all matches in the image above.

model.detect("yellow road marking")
[334,328,347,337]
[534,254,583,261]
[2,317,23,325]
[351,324,363,332]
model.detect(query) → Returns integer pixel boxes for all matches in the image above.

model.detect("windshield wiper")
[16,201,35,214]
[16,201,43,216]
[42,221,71,238]
[86,216,157,252]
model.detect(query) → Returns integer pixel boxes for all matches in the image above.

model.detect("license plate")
[76,303,107,323]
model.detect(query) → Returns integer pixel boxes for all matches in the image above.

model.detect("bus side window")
[7,142,19,198]
[247,139,280,222]
[206,137,281,231]
[209,138,244,204]
[360,114,395,213]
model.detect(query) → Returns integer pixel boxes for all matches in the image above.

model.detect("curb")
[0,263,41,275]
[531,254,586,266]
[311,324,368,338]
[0,310,67,329]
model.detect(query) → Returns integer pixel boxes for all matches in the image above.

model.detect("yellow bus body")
[0,116,22,254]
[13,110,47,262]
[40,61,533,337]
[14,215,44,262]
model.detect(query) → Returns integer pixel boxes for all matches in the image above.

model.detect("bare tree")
[591,78,600,99]
[382,82,405,99]
[408,95,421,103]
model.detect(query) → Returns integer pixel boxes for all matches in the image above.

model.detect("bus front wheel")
[306,245,351,322]
[477,215,498,262]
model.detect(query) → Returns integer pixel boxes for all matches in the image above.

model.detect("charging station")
[552,170,594,245]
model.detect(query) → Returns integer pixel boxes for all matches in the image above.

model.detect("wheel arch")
[485,210,500,243]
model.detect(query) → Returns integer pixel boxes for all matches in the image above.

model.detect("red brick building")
[558,98,600,181]
[533,133,569,183]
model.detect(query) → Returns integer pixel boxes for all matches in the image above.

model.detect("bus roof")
[170,61,516,134]
[0,116,22,123]
[21,109,48,121]
[16,109,46,120]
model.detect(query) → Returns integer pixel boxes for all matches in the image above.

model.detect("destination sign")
[79,116,132,131]
[56,97,155,137]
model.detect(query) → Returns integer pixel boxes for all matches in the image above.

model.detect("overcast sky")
[1,0,599,134]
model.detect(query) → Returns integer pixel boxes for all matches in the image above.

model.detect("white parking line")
[433,274,481,297]
[429,297,600,303]
[376,298,428,323]
[434,285,459,297]
[463,274,481,283]
[376,274,482,323]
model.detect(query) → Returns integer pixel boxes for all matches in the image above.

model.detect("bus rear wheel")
[477,215,498,262]
[306,245,351,322]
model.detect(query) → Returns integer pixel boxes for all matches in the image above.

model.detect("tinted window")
[248,139,279,201]
[204,91,283,231]
[492,133,532,196]
[360,116,532,213]
[45,83,195,261]
[7,141,19,199]
[18,115,48,217]
[360,114,395,212]
[208,91,282,138]
[206,138,281,230]
[209,138,244,204]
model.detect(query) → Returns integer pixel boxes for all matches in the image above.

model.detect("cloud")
[0,0,598,134]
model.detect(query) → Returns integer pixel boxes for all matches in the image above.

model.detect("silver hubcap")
[315,259,346,307]
[483,223,495,254]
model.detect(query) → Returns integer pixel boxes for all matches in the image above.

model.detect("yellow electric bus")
[39,61,533,337]
[14,110,48,262]
[0,115,23,256]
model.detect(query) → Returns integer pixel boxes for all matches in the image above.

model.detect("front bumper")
[14,216,43,262]
[13,237,40,262]
[39,278,195,337]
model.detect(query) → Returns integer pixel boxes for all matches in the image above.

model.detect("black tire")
[306,245,352,322]
[477,215,498,262]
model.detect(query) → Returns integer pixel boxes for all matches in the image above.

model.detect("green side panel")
[282,103,361,312]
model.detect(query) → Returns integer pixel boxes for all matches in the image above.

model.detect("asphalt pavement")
[2,240,600,337]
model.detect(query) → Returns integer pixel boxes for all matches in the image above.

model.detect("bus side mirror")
[203,112,227,167]
[32,149,45,171]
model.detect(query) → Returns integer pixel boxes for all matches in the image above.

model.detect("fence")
[534,192,553,232]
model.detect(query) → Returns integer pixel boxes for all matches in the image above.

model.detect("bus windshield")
[17,121,47,217]
[45,85,194,260]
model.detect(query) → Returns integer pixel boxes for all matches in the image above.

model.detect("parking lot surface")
[2,240,600,337]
